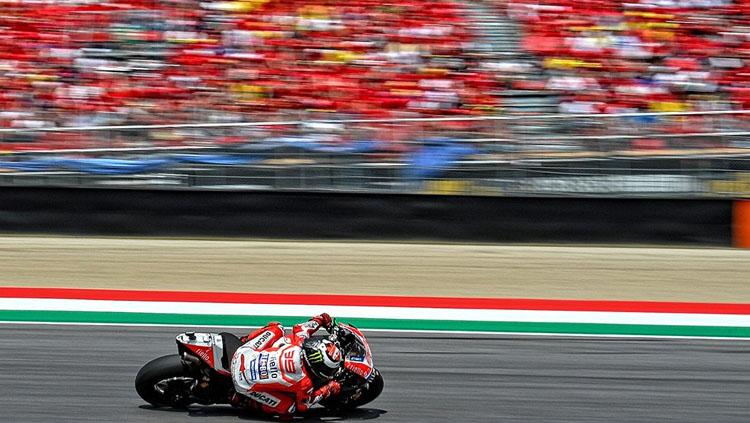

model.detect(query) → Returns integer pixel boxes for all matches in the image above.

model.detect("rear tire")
[135,354,196,408]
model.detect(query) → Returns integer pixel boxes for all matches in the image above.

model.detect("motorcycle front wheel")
[322,369,384,411]
[135,354,197,408]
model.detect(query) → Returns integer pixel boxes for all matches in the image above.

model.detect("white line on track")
[2,320,750,341]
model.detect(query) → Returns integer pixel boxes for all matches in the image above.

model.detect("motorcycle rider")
[229,313,344,417]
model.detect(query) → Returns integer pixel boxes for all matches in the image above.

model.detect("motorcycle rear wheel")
[135,354,196,408]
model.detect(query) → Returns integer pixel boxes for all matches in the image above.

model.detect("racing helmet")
[302,339,343,380]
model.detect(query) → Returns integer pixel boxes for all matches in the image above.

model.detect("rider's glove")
[312,313,334,332]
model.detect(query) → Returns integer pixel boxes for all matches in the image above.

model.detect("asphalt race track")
[2,324,750,422]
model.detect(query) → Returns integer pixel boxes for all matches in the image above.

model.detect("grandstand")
[0,1,496,135]
[0,0,749,195]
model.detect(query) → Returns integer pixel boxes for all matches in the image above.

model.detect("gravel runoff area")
[1,236,749,302]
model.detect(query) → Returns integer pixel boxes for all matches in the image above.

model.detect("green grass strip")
[2,310,750,338]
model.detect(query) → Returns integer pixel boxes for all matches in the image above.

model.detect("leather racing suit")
[230,316,341,416]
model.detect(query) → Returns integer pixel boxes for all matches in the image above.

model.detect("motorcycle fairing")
[176,332,231,376]
[338,323,375,382]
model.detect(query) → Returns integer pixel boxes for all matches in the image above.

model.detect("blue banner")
[404,138,478,179]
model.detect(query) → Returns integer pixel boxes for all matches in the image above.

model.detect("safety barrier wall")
[0,187,736,246]
[1,110,750,198]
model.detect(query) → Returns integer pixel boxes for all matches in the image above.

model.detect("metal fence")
[1,110,750,197]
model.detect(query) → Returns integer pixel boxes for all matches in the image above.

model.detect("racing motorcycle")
[135,322,383,414]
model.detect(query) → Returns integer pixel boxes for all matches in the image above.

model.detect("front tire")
[322,369,384,411]
[135,354,196,408]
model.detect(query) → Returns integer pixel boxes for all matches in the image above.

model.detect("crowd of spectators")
[491,0,750,149]
[3,0,750,155]
[0,0,500,151]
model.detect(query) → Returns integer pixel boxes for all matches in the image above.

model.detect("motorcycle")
[135,321,384,414]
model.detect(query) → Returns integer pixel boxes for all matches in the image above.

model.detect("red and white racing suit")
[230,318,340,416]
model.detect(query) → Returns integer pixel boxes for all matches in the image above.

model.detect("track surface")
[2,324,749,422]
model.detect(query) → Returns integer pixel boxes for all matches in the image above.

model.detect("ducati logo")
[251,331,273,349]
[247,390,281,408]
